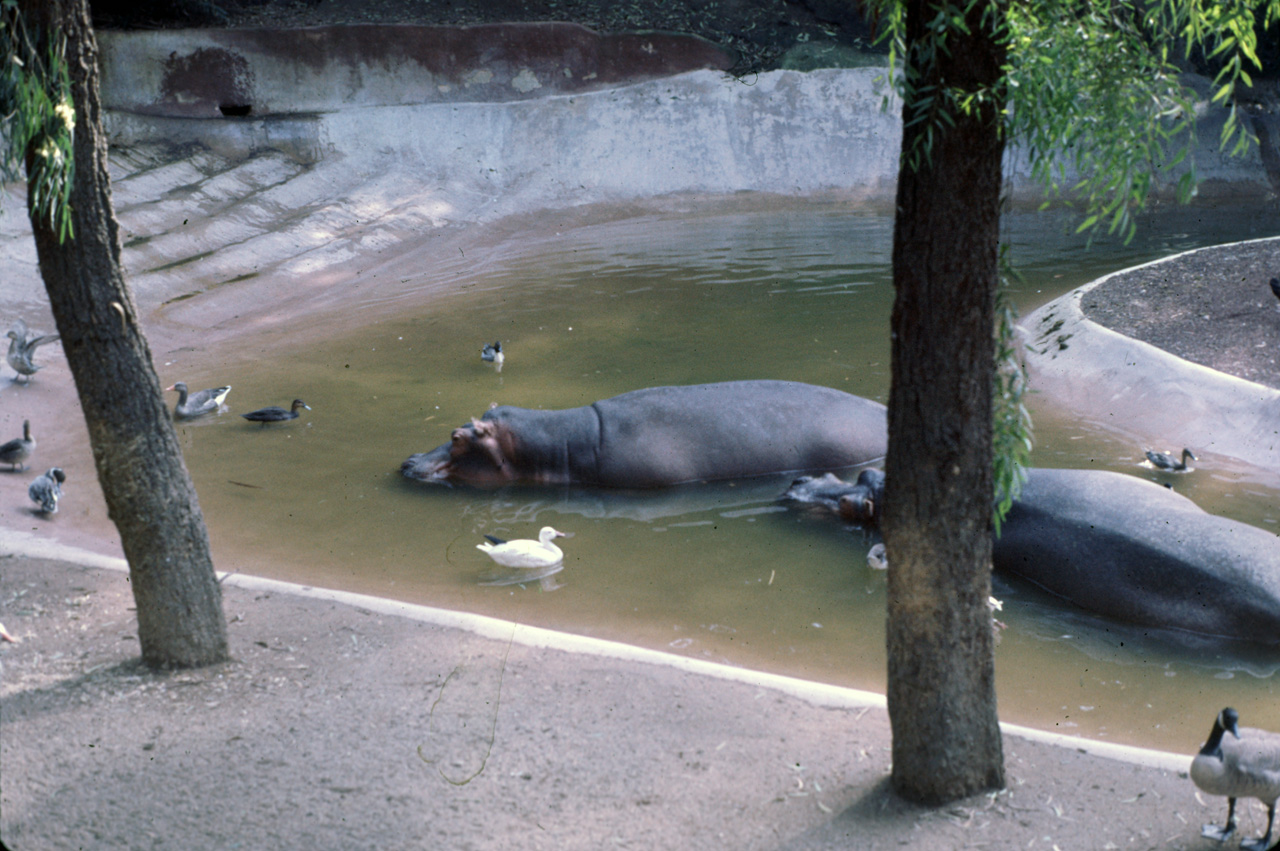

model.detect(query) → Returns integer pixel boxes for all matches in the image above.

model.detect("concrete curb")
[1021,237,1280,477]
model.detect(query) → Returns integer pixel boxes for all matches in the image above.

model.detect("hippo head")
[401,418,519,485]
[837,468,885,525]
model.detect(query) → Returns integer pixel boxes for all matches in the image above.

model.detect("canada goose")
[476,527,569,569]
[241,399,310,425]
[1190,707,1280,850]
[1145,447,1196,471]
[0,420,34,471]
[6,319,60,382]
[28,467,65,514]
[166,382,231,419]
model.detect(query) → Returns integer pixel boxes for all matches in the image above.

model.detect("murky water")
[168,202,1279,753]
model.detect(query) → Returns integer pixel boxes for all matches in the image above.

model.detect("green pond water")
[168,202,1279,754]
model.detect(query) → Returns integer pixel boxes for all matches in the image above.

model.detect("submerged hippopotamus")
[994,468,1280,645]
[782,468,885,525]
[401,380,887,488]
[786,466,1280,644]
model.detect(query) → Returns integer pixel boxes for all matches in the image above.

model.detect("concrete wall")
[97,26,1273,213]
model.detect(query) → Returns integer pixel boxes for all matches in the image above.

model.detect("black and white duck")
[1144,447,1196,471]
[28,467,65,514]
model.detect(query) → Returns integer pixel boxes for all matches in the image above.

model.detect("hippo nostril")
[219,103,252,117]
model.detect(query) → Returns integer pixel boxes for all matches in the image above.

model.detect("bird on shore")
[1190,707,1280,851]
[166,382,232,419]
[0,420,35,471]
[242,399,310,425]
[6,319,60,382]
[1145,447,1196,471]
[28,467,65,514]
[476,526,569,569]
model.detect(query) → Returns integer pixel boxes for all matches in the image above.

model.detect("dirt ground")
[0,553,1246,851]
[3,3,1280,849]
[1081,238,1280,391]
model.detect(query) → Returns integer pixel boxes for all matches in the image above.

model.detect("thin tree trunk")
[21,0,228,668]
[882,0,1007,804]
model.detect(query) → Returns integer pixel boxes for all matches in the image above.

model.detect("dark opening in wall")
[219,104,252,117]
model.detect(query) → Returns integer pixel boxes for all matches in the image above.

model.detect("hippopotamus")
[783,466,1280,644]
[993,468,1280,645]
[782,468,885,525]
[401,380,888,489]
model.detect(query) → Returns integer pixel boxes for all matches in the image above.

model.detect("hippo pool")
[165,201,1278,754]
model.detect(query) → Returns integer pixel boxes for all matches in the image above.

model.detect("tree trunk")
[882,0,1007,804]
[21,0,229,668]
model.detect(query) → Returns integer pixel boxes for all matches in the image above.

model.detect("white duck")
[1191,707,1280,851]
[476,526,569,569]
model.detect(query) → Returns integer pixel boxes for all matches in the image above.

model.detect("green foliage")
[1,0,76,242]
[870,0,1279,240]
[991,252,1032,536]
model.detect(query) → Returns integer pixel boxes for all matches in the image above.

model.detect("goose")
[242,399,310,425]
[166,382,231,419]
[6,320,60,382]
[0,420,34,471]
[476,526,569,569]
[28,467,65,514]
[1190,707,1280,851]
[480,341,504,365]
[1145,447,1196,471]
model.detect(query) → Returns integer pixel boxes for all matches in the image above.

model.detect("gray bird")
[166,382,232,419]
[6,319,60,382]
[0,419,35,471]
[1145,447,1196,471]
[1190,707,1280,851]
[28,466,65,514]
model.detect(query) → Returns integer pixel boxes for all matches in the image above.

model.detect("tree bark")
[882,0,1007,804]
[21,0,229,668]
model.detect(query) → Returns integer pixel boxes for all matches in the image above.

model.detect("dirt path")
[2,552,1233,851]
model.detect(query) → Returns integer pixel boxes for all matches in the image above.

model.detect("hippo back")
[994,468,1280,644]
[591,380,886,487]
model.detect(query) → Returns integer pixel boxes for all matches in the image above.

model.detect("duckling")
[28,467,65,514]
[166,382,231,419]
[6,319,60,382]
[476,526,569,569]
[0,420,35,471]
[1145,447,1196,471]
[241,399,310,425]
[1190,707,1280,850]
